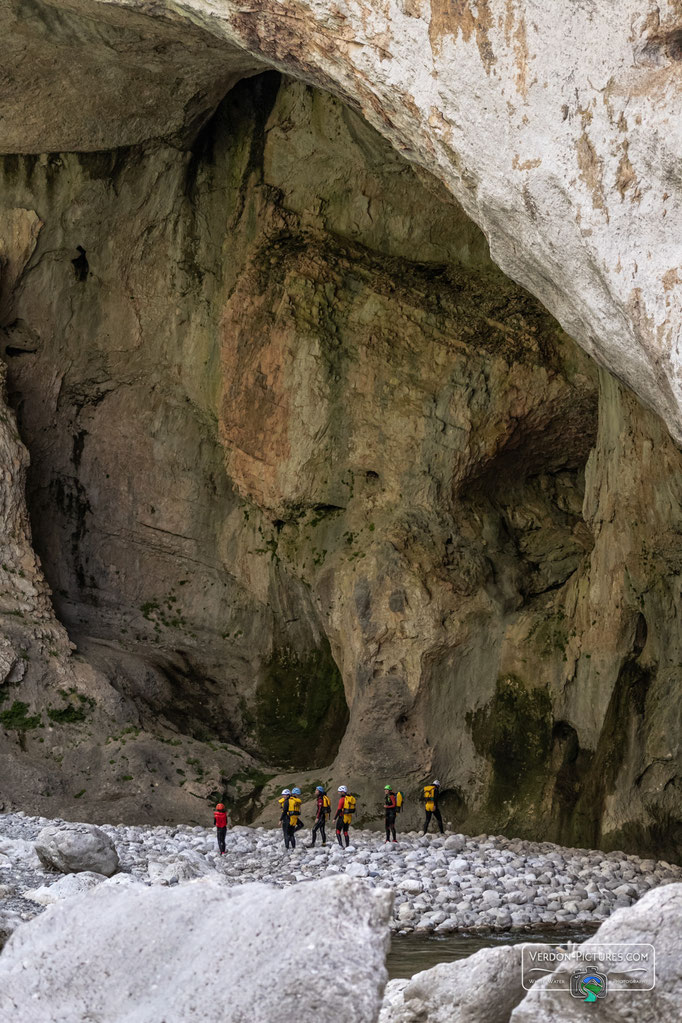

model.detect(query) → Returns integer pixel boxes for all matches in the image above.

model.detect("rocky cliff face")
[0,72,679,859]
[2,0,682,447]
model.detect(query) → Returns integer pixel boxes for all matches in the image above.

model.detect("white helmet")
[281,789,291,796]
[433,780,440,787]
[338,785,348,794]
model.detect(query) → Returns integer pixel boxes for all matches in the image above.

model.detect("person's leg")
[336,821,344,847]
[217,827,226,853]
[385,814,391,842]
[344,823,350,847]
[283,822,290,849]
[390,816,397,841]
[310,817,325,847]
[423,810,432,835]
[434,808,444,834]
[290,825,296,849]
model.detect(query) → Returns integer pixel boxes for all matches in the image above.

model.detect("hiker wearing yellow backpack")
[422,780,444,835]
[282,787,303,850]
[334,785,356,847]
[307,785,331,847]
[383,784,403,843]
[278,789,291,846]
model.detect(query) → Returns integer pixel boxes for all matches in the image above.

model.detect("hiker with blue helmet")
[282,787,303,849]
[292,787,305,831]
[307,785,331,847]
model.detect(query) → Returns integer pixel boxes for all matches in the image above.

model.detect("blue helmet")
[291,787,301,796]
[315,785,325,793]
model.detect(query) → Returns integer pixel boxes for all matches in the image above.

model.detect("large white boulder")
[511,882,682,1022]
[34,824,119,877]
[23,871,108,906]
[0,875,392,1023]
[147,850,213,885]
[379,944,551,1022]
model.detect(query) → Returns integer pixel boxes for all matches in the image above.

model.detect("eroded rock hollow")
[0,69,680,859]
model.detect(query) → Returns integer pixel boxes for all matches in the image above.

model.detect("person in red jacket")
[213,803,228,854]
[307,785,330,847]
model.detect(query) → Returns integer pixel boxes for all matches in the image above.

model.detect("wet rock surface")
[510,882,682,1022]
[380,943,548,1023]
[381,883,682,1022]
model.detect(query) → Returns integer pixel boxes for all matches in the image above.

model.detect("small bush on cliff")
[0,701,42,730]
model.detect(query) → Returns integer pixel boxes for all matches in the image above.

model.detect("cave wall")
[0,73,679,855]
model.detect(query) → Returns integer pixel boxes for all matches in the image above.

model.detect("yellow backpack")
[396,791,404,812]
[288,796,302,826]
[423,785,436,811]
[322,794,331,815]
[343,794,356,822]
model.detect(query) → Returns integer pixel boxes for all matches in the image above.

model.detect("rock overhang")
[3,0,682,450]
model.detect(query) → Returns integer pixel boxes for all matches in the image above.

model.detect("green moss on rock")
[0,700,42,730]
[255,639,348,769]
[470,673,552,811]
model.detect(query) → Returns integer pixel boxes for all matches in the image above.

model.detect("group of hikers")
[212,781,445,853]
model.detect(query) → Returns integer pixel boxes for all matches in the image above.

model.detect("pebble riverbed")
[1,812,680,937]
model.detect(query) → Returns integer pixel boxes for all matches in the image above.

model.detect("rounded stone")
[34,825,119,877]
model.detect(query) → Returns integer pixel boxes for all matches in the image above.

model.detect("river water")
[386,929,598,980]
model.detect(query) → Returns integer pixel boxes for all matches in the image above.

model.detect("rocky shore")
[1,812,679,941]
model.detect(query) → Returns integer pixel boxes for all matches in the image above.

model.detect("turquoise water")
[386,930,596,980]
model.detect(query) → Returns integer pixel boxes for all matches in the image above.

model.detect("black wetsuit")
[335,796,350,848]
[280,799,295,849]
[311,794,328,846]
[384,793,397,841]
[423,788,444,834]
[213,810,227,853]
